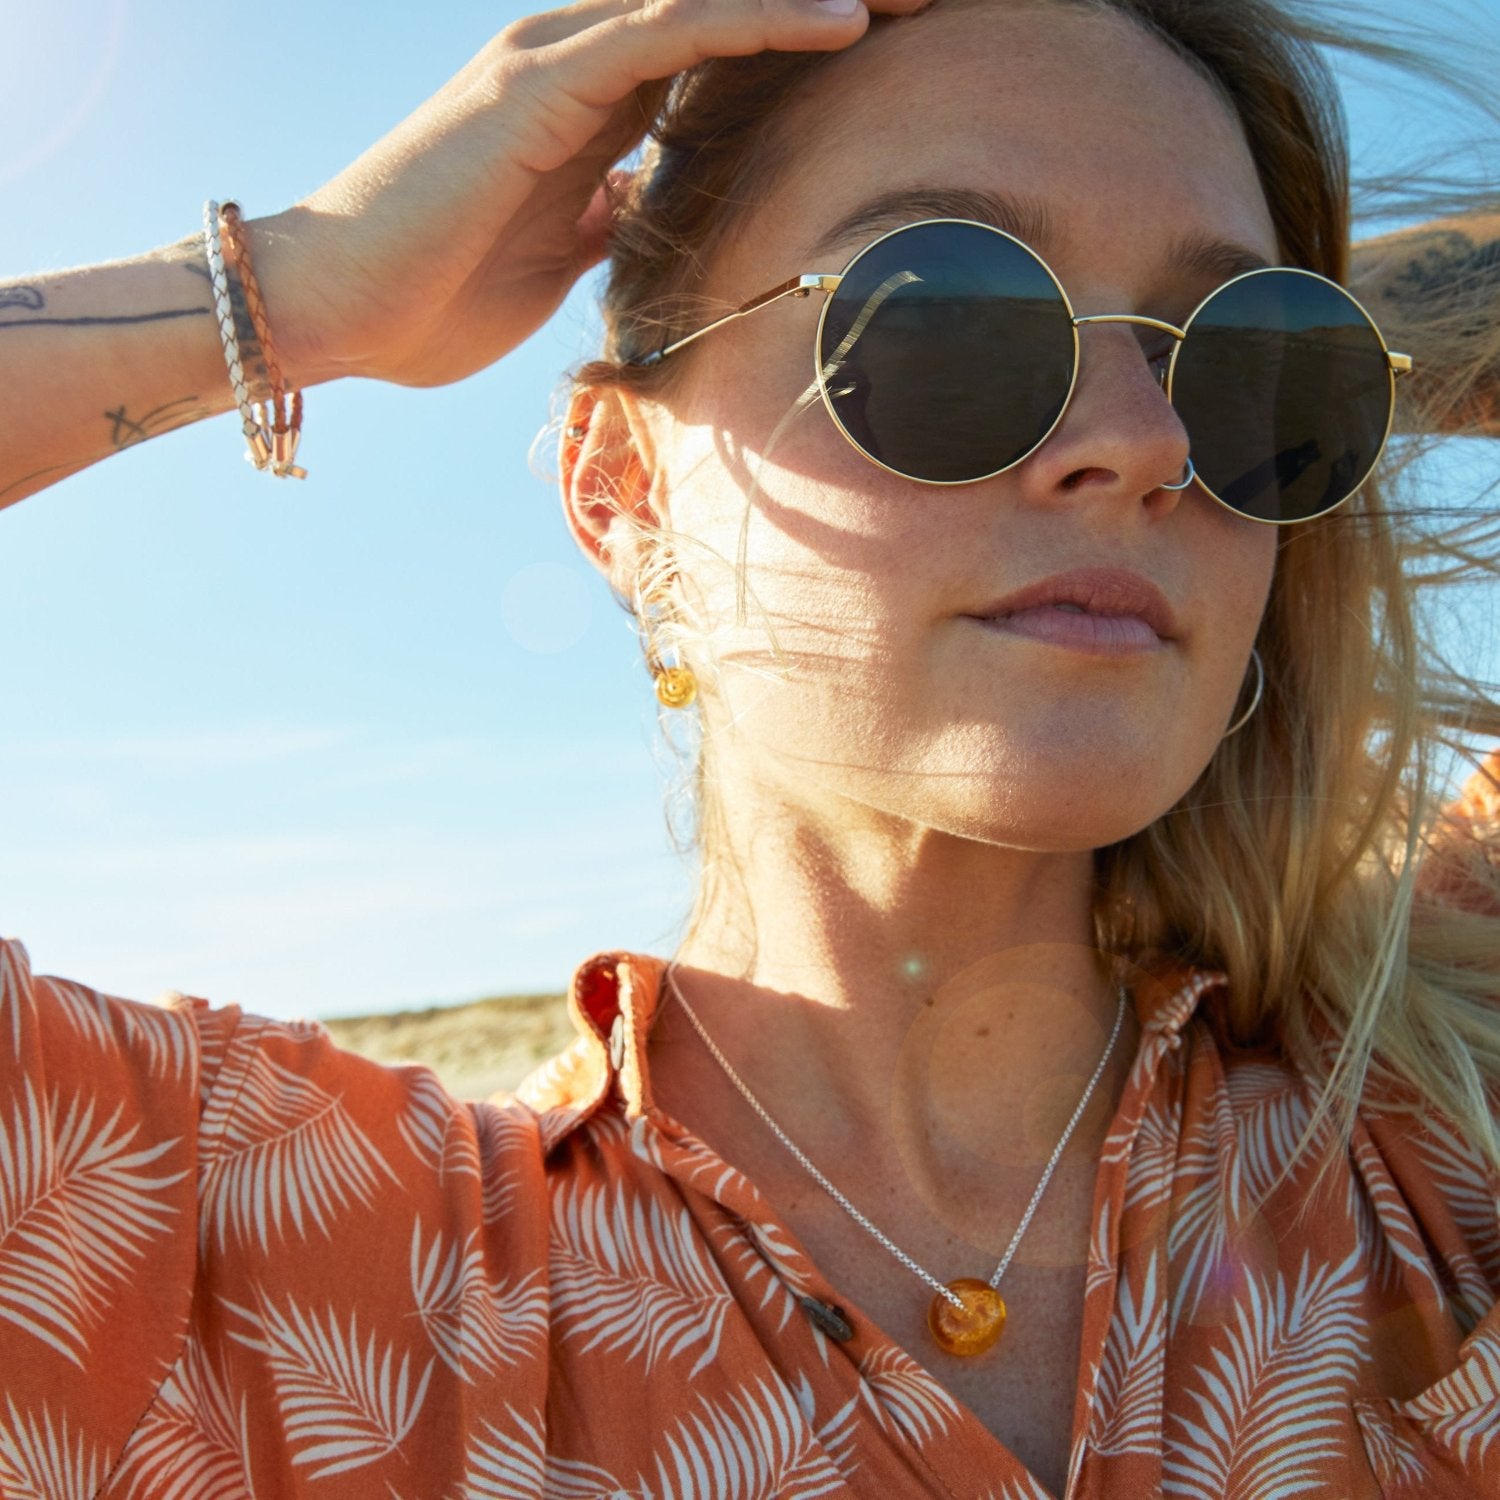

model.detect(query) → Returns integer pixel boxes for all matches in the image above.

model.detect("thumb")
[573,167,640,269]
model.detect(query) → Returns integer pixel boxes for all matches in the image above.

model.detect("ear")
[560,384,666,605]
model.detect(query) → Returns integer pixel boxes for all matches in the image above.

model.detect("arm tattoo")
[0,460,81,504]
[0,397,209,506]
[0,277,209,331]
[0,307,210,329]
[1383,229,1500,317]
[104,395,207,451]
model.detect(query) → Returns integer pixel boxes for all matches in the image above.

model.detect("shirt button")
[800,1295,854,1342]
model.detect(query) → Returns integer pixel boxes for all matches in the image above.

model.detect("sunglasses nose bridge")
[1071,312,1186,389]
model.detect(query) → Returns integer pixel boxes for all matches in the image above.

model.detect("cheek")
[663,384,942,630]
[1184,508,1277,748]
[1207,511,1279,646]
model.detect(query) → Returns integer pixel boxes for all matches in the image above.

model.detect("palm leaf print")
[0,1395,110,1500]
[199,1047,403,1256]
[550,1179,735,1377]
[1411,1114,1500,1321]
[1346,1132,1444,1301]
[707,1214,814,1345]
[409,1216,548,1380]
[543,1451,652,1499]
[975,1477,1054,1500]
[256,1016,330,1042]
[1090,1253,1165,1456]
[43,977,196,1086]
[648,1375,848,1500]
[457,1405,549,1500]
[396,1069,482,1182]
[789,1373,861,1480]
[856,1344,962,1444]
[1120,1089,1179,1217]
[1353,1400,1429,1492]
[109,1331,258,1499]
[1,937,34,1058]
[629,1113,750,1205]
[1086,1198,1117,1300]
[1399,1321,1500,1468]
[409,1407,678,1500]
[1168,1063,1325,1328]
[221,1289,435,1481]
[1163,1246,1368,1499]
[0,1078,187,1367]
[474,1105,542,1225]
[514,1039,602,1152]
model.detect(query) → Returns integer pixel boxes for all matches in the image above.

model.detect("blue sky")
[2,0,1497,1020]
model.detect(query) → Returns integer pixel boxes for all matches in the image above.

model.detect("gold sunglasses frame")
[632,217,1414,525]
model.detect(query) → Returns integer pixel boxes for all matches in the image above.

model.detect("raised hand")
[261,0,930,390]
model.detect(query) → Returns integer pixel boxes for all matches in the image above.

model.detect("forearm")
[0,212,316,510]
[1350,213,1500,436]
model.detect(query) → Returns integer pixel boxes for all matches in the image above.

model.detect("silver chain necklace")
[663,963,1127,1357]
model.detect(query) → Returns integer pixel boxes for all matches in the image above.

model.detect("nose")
[1018,320,1191,508]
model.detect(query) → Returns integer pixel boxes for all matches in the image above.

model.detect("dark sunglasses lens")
[1172,271,1395,522]
[817,221,1075,484]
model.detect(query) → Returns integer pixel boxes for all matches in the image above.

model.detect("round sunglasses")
[629,218,1413,524]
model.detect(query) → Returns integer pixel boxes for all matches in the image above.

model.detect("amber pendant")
[928,1277,1007,1357]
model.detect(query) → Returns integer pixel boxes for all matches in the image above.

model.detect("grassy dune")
[321,989,574,1101]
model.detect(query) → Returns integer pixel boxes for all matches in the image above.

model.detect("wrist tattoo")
[104,395,208,451]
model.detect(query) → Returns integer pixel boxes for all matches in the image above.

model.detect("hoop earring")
[1159,457,1196,493]
[637,576,698,710]
[1221,646,1264,738]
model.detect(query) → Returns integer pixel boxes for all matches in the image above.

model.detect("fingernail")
[814,0,862,13]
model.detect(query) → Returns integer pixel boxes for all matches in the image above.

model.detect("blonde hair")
[562,0,1500,1177]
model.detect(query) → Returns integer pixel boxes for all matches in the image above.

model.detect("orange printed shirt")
[3,772,1500,1498]
[2,938,1499,1499]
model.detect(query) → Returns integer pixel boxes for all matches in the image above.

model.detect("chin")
[916,749,1201,851]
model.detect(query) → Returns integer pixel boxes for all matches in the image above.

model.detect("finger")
[569,0,878,98]
[571,172,632,268]
[501,0,662,51]
[508,0,928,50]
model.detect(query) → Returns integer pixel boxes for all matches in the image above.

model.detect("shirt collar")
[511,948,1225,1151]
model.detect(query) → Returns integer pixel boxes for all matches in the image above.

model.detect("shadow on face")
[615,1,1284,854]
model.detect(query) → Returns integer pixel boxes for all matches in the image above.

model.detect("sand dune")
[322,989,574,1101]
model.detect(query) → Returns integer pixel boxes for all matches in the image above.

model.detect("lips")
[969,567,1179,641]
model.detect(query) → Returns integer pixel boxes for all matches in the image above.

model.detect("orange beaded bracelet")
[219,201,306,479]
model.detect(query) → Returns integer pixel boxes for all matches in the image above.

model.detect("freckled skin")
[575,12,1284,1489]
[646,4,1277,860]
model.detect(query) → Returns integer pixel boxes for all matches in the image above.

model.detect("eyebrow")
[804,186,1275,286]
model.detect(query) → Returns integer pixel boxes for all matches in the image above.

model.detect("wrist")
[236,203,348,392]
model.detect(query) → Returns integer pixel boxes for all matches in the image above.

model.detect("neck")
[650,777,1140,1245]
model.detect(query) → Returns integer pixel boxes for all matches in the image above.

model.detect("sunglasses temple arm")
[1389,350,1414,377]
[635,274,842,367]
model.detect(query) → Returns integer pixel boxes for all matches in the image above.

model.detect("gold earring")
[639,578,698,709]
[654,662,698,709]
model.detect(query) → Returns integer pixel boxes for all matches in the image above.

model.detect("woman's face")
[632,0,1281,852]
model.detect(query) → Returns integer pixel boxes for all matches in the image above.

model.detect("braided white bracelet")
[202,199,274,472]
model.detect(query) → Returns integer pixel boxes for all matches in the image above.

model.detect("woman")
[2,0,1498,1494]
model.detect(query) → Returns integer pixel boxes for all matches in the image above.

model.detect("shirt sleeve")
[0,933,213,1489]
[0,934,557,1497]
